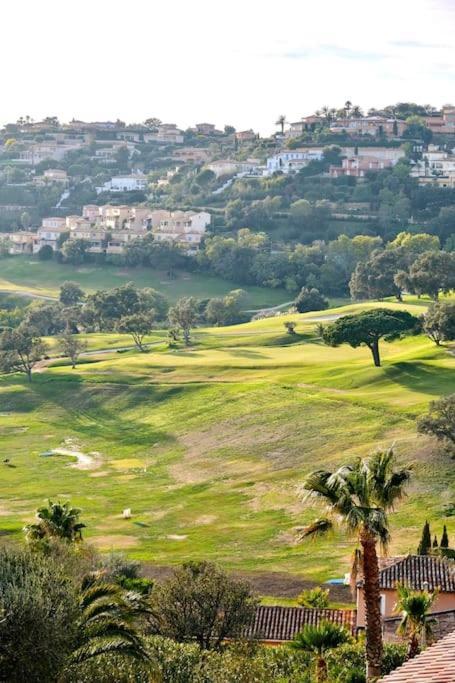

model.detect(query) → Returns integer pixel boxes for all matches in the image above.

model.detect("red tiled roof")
[377,556,455,592]
[379,629,455,682]
[244,606,356,642]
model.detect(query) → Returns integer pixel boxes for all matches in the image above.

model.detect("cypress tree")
[441,524,449,549]
[433,535,438,549]
[417,520,432,555]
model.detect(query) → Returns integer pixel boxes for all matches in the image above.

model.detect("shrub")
[297,587,330,609]
[295,287,328,313]
[38,244,53,260]
[0,546,79,682]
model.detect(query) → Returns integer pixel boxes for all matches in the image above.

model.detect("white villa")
[96,174,149,194]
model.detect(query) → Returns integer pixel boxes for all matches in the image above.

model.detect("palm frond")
[300,518,333,539]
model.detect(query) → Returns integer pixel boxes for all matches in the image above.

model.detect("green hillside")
[0,256,288,308]
[0,299,453,585]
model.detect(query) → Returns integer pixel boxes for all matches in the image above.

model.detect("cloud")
[389,40,451,49]
[276,44,386,61]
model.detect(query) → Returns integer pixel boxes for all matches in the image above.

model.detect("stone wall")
[383,609,455,644]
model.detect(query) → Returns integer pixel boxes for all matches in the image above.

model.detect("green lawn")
[0,256,288,308]
[0,297,454,587]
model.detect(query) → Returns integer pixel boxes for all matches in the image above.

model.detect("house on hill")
[356,555,455,632]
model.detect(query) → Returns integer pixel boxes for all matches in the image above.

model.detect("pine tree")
[433,535,438,549]
[440,525,449,549]
[417,521,432,555]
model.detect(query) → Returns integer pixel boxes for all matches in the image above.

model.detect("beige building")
[173,147,211,164]
[5,231,38,254]
[33,169,69,186]
[424,107,455,134]
[153,210,210,250]
[356,555,455,630]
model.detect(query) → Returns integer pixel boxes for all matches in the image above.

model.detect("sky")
[2,0,454,135]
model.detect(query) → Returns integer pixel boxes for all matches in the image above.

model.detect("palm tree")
[394,584,437,658]
[275,114,287,134]
[351,105,363,118]
[67,580,148,667]
[24,500,85,542]
[291,621,351,681]
[344,100,353,117]
[300,449,411,681]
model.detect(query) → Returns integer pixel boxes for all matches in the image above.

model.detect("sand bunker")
[42,439,102,470]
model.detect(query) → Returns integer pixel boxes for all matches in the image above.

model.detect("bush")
[297,586,330,608]
[101,551,140,580]
[0,546,79,682]
[295,287,329,313]
[38,244,53,261]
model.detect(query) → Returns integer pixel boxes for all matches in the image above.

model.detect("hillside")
[0,256,288,308]
[0,298,453,587]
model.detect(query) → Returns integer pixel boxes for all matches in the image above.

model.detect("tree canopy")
[322,308,420,366]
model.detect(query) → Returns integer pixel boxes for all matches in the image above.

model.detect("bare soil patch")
[141,564,352,601]
[90,535,139,549]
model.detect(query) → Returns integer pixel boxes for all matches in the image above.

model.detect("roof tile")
[380,629,455,682]
[244,606,356,642]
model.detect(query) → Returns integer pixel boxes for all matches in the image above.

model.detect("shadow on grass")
[17,373,188,449]
[382,361,455,396]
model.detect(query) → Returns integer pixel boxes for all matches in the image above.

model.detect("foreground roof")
[244,606,357,642]
[380,629,455,682]
[377,555,455,593]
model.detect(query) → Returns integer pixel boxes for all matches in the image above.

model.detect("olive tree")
[418,394,455,454]
[116,312,155,351]
[422,302,455,345]
[167,297,199,345]
[0,324,47,381]
[148,561,258,649]
[58,333,87,368]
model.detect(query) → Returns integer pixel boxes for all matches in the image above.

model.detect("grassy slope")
[0,298,454,584]
[0,256,287,308]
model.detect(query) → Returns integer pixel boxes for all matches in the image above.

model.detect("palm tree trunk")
[360,528,383,681]
[408,633,420,659]
[316,656,327,682]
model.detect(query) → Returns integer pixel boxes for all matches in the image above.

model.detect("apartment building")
[153,210,211,250]
[19,142,85,165]
[329,116,407,137]
[329,156,396,177]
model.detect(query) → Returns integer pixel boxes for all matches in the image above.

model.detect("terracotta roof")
[379,629,455,682]
[377,556,455,593]
[244,606,356,642]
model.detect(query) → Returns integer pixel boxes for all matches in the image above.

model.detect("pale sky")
[2,0,454,134]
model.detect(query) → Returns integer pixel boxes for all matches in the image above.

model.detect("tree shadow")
[382,361,455,397]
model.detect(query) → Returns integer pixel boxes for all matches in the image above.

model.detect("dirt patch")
[141,564,353,601]
[90,535,139,549]
[89,470,109,478]
[166,534,187,541]
[170,419,293,485]
[194,514,217,525]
